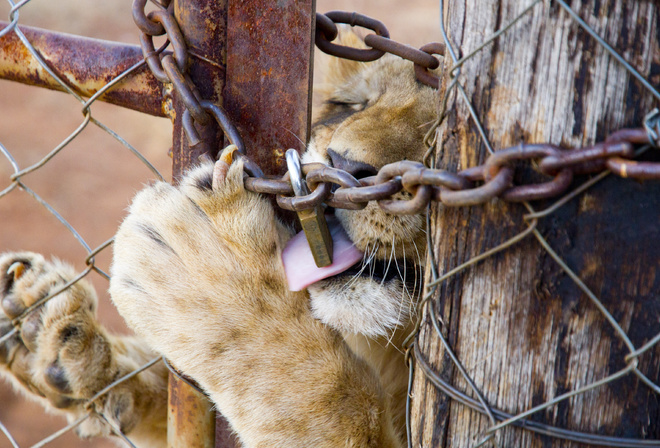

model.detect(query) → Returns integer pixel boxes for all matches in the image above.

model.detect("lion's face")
[302,41,437,337]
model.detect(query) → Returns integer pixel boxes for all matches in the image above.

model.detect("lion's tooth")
[7,261,25,281]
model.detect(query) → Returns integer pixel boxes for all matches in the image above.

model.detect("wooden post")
[411,1,660,447]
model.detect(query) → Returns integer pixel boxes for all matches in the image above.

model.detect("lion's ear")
[324,26,368,86]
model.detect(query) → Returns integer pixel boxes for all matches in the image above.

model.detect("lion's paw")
[0,253,143,437]
[110,156,292,384]
[0,252,119,406]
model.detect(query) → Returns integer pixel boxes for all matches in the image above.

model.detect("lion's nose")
[327,149,378,179]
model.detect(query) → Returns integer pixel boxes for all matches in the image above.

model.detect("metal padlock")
[285,149,333,267]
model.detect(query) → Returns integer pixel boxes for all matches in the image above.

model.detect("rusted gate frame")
[0,24,165,116]
[0,0,316,447]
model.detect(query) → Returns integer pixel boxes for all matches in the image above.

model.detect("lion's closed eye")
[326,99,367,111]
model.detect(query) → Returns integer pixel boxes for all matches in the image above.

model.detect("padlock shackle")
[285,149,311,197]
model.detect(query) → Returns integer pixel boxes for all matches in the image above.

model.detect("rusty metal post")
[224,0,317,175]
[167,0,228,447]
[167,372,216,448]
[167,0,317,445]
[170,0,228,179]
[218,0,317,446]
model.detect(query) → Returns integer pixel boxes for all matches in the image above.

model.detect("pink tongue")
[282,216,364,291]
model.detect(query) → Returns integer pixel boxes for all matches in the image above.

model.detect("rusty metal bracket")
[0,21,165,117]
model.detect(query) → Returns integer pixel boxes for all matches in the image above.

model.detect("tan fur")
[0,253,168,446]
[0,29,437,447]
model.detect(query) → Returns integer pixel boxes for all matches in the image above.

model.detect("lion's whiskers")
[410,238,424,315]
[340,240,378,294]
[380,238,396,287]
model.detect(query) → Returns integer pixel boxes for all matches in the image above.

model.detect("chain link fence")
[0,1,440,447]
[1,0,658,447]
[0,0,171,446]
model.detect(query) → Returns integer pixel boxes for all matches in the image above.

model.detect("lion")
[0,30,437,447]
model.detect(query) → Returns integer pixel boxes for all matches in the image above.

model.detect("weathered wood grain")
[411,1,660,446]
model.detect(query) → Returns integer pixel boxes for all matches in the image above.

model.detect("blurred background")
[0,0,438,446]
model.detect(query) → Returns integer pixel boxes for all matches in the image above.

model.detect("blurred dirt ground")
[0,1,438,446]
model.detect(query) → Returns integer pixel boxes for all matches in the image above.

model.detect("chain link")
[182,101,246,153]
[242,123,659,214]
[315,11,390,62]
[132,0,168,36]
[414,43,445,89]
[315,12,444,87]
[132,3,660,214]
[133,0,217,132]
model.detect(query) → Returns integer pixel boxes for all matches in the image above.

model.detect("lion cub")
[0,30,437,447]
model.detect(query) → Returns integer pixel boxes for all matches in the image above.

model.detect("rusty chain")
[315,11,389,61]
[134,0,212,131]
[246,121,660,214]
[133,2,660,216]
[315,11,444,88]
[133,0,247,154]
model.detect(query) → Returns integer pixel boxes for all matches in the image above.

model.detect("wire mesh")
[0,0,170,446]
[0,0,444,447]
[406,0,660,447]
[1,0,658,447]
